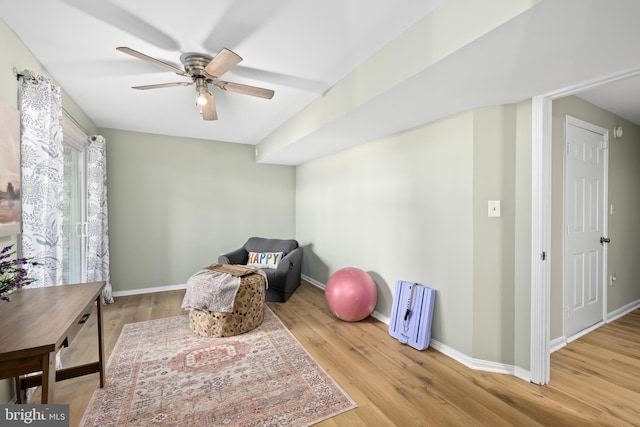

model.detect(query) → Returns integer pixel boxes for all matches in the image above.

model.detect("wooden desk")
[0,281,106,404]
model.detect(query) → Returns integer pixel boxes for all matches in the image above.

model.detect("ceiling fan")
[117,46,275,121]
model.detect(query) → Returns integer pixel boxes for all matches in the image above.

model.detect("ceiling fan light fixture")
[196,85,209,106]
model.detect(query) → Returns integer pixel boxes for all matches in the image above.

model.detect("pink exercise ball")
[325,267,377,321]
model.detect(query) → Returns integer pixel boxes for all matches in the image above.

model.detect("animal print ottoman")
[189,272,266,337]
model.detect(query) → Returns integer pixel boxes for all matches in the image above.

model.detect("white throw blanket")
[182,269,241,313]
[181,268,268,313]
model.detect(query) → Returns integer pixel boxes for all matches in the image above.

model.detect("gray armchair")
[218,237,303,302]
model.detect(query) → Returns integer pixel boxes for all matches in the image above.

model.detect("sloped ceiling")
[256,0,640,165]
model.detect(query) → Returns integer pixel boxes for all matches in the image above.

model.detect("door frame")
[61,113,89,284]
[563,115,608,342]
[530,64,640,385]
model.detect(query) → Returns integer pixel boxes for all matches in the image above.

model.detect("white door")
[564,116,608,339]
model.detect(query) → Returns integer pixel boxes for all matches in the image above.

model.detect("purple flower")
[0,244,41,302]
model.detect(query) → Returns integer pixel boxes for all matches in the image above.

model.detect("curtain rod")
[62,108,92,137]
[14,67,93,137]
[13,67,38,84]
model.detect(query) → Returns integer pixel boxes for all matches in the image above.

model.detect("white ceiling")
[0,0,443,144]
[257,0,640,165]
[578,75,640,126]
[2,0,640,166]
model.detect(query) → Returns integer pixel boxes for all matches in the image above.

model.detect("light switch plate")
[488,200,501,217]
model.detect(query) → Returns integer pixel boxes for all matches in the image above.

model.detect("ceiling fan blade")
[202,92,218,121]
[204,48,243,78]
[64,1,179,50]
[132,82,193,90]
[215,81,274,99]
[117,47,190,77]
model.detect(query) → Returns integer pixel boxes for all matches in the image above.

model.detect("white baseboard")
[566,320,606,344]
[551,298,640,350]
[607,298,640,323]
[112,283,187,297]
[371,311,391,325]
[385,297,639,382]
[301,274,390,324]
[550,336,567,353]
[429,339,531,382]
[302,275,530,382]
[428,339,473,368]
[513,366,532,382]
[302,274,325,290]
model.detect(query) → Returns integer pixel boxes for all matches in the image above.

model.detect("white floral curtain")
[87,135,113,303]
[20,72,64,287]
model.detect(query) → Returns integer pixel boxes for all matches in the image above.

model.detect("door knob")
[600,237,611,245]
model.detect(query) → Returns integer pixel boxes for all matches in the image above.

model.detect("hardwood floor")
[30,281,640,426]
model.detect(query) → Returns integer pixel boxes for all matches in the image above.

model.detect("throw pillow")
[247,251,285,269]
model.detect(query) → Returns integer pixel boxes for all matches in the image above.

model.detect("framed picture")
[0,100,21,237]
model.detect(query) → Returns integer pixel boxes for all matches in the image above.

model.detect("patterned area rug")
[80,306,356,426]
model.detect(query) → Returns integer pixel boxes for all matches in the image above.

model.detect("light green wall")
[296,104,534,366]
[469,102,533,367]
[100,128,296,292]
[267,0,541,367]
[550,96,640,340]
[296,110,475,354]
[472,106,517,363]
[514,101,533,369]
